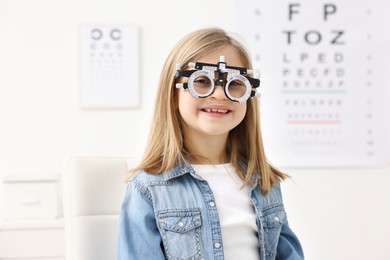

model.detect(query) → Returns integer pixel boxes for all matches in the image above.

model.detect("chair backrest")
[62,156,138,260]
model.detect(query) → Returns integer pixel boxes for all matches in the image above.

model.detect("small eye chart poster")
[79,25,139,109]
[236,1,390,167]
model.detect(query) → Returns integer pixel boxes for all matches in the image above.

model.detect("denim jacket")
[117,162,304,260]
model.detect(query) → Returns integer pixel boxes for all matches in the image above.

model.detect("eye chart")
[236,1,390,167]
[79,25,139,109]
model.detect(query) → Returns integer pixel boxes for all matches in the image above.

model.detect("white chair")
[62,156,138,260]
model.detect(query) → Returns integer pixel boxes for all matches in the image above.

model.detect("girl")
[117,27,304,260]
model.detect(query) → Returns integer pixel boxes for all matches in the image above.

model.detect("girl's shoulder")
[129,163,192,187]
[129,169,167,185]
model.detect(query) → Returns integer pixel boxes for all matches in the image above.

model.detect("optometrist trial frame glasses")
[174,55,261,104]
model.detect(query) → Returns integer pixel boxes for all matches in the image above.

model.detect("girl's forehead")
[197,46,245,67]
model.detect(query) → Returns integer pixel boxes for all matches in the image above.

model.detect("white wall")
[282,167,390,260]
[0,0,389,259]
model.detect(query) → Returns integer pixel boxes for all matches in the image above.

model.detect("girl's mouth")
[202,108,230,114]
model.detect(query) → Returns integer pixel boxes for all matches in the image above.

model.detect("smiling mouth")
[202,108,230,114]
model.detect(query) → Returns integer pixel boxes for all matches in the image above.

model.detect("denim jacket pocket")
[158,209,203,260]
[261,205,286,259]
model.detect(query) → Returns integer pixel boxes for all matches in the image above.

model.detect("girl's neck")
[184,134,228,165]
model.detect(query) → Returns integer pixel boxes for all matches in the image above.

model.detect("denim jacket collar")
[162,160,196,180]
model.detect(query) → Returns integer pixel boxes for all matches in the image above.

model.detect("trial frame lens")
[188,70,215,98]
[225,74,252,103]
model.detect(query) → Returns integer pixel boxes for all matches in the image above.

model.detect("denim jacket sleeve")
[117,180,165,260]
[276,219,304,260]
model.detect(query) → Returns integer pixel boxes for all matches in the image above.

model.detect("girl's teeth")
[204,108,228,113]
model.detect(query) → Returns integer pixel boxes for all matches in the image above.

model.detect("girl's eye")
[230,81,244,87]
[195,80,208,84]
[194,77,211,86]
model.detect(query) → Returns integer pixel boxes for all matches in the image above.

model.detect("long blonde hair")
[128,27,286,194]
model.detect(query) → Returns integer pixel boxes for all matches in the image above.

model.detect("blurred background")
[0,0,389,259]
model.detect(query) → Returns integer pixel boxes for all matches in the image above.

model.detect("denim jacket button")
[258,211,263,217]
[209,201,215,207]
[214,242,221,248]
[274,216,280,222]
[177,221,184,227]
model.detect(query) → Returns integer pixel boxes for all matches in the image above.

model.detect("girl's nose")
[210,85,227,100]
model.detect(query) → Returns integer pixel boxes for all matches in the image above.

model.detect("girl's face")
[177,45,247,142]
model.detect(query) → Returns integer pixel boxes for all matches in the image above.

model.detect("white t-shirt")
[191,163,259,260]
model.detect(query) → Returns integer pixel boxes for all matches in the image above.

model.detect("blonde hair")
[128,27,286,194]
